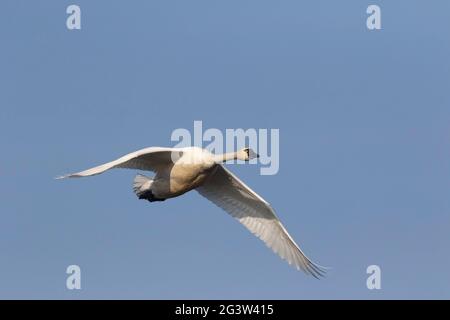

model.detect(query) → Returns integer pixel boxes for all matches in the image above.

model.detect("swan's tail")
[133,174,153,197]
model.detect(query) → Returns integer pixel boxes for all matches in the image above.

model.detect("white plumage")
[58,146,326,277]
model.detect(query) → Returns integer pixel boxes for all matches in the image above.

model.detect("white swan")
[58,146,325,277]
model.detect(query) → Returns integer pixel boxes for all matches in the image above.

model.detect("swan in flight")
[58,147,325,277]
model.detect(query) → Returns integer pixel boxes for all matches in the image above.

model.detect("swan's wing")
[57,147,182,179]
[196,165,325,278]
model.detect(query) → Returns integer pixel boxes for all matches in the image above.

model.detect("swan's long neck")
[213,152,239,163]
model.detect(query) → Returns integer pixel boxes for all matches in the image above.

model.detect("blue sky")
[1,1,449,299]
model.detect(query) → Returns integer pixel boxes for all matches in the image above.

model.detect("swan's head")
[239,148,259,161]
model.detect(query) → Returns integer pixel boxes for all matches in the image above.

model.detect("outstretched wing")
[196,165,326,278]
[57,147,182,179]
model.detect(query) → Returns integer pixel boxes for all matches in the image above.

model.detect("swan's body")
[58,146,325,277]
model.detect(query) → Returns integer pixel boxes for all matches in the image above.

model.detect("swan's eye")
[244,148,250,156]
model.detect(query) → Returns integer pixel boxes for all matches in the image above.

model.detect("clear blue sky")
[1,1,449,299]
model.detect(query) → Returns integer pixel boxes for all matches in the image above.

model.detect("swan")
[58,146,326,277]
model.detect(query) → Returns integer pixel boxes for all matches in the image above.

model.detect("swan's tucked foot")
[133,174,153,195]
[138,190,166,202]
[133,174,165,202]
